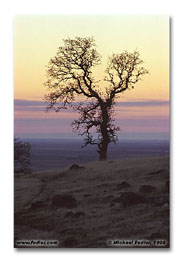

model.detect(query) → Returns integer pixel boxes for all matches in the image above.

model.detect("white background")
[0,0,181,258]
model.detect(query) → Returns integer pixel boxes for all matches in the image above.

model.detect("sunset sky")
[14,15,169,139]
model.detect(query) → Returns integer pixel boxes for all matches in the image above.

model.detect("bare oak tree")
[44,37,148,160]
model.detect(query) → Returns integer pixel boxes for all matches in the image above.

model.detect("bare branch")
[105,50,149,102]
[44,37,102,110]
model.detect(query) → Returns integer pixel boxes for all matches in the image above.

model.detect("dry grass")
[14,155,169,248]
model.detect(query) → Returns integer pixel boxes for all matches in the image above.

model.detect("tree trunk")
[99,103,110,161]
[99,140,108,160]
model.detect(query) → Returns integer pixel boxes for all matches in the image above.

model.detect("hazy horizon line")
[14,98,170,108]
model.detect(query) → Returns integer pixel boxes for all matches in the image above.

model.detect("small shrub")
[14,138,32,173]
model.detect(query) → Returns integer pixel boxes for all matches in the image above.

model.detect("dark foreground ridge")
[14,155,169,248]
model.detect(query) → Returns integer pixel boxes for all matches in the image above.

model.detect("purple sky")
[14,99,169,140]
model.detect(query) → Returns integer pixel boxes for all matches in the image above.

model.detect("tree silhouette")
[14,138,31,173]
[44,37,148,160]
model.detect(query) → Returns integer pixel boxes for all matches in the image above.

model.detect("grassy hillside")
[14,155,169,248]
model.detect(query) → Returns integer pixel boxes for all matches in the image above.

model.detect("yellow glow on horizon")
[14,15,169,101]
